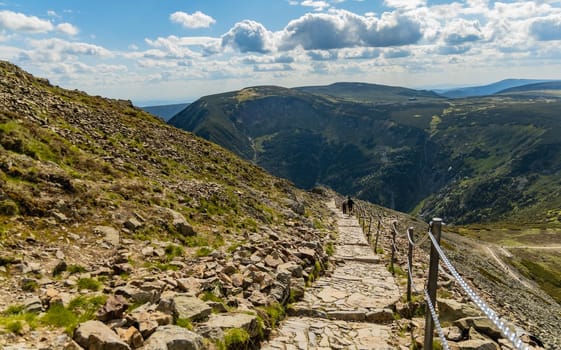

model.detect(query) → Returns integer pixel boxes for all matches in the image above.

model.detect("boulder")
[453,317,503,340]
[277,262,303,278]
[74,320,131,350]
[176,277,202,294]
[202,312,260,338]
[365,308,394,324]
[116,326,144,348]
[289,277,306,301]
[449,339,500,350]
[52,259,67,276]
[173,295,212,322]
[437,298,482,323]
[97,295,129,322]
[128,305,173,338]
[24,296,43,313]
[94,226,120,246]
[166,209,196,236]
[124,218,143,231]
[143,325,203,350]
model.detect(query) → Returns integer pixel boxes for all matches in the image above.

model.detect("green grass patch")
[325,242,335,256]
[175,318,193,330]
[76,277,102,291]
[223,328,250,349]
[41,294,106,334]
[165,244,184,260]
[0,304,38,334]
[195,246,213,257]
[260,303,285,329]
[149,262,180,272]
[67,264,87,274]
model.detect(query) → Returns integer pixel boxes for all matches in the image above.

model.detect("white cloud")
[442,19,483,45]
[144,35,199,58]
[531,15,561,40]
[301,1,331,11]
[170,11,216,29]
[0,10,53,33]
[57,22,79,36]
[307,49,339,60]
[384,0,426,10]
[279,10,422,50]
[221,20,275,53]
[24,38,112,63]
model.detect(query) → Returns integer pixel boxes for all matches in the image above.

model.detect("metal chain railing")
[352,200,533,350]
[428,232,530,350]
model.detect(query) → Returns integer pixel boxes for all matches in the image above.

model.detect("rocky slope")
[0,61,337,349]
[359,200,561,350]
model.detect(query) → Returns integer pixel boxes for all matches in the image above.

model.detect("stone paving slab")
[261,317,393,350]
[262,200,400,349]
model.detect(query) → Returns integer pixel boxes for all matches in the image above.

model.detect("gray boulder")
[74,320,131,350]
[173,295,211,322]
[202,313,260,338]
[143,325,203,350]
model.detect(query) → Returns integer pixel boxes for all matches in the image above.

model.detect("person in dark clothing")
[342,200,347,214]
[346,196,354,215]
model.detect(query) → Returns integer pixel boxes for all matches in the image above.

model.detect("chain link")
[424,288,451,350]
[428,232,530,350]
[362,206,531,350]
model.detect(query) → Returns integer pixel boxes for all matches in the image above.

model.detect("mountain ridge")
[169,83,561,227]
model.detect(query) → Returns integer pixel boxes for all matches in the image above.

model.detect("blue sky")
[1,0,561,105]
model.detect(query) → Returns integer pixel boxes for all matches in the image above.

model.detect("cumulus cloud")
[300,1,331,11]
[144,35,198,58]
[341,47,381,59]
[26,38,112,62]
[531,15,561,40]
[437,45,472,55]
[57,22,79,35]
[307,50,339,60]
[253,63,293,72]
[221,20,274,53]
[170,11,215,29]
[242,54,295,64]
[442,19,483,45]
[383,48,410,58]
[279,10,422,50]
[384,0,426,10]
[0,10,53,33]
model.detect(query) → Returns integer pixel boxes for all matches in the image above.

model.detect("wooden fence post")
[424,218,443,350]
[390,222,396,274]
[374,220,381,253]
[407,227,414,302]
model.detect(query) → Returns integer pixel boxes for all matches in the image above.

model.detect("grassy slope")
[0,61,331,253]
[170,86,561,228]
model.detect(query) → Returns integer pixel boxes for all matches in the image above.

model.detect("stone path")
[262,200,401,350]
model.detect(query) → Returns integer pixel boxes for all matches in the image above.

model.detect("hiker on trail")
[342,200,347,214]
[346,196,354,215]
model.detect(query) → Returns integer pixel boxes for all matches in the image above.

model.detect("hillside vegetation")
[0,61,336,348]
[169,83,561,227]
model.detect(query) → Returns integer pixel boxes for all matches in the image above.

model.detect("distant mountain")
[140,102,190,121]
[438,79,551,98]
[169,83,561,226]
[296,82,443,103]
[497,81,561,97]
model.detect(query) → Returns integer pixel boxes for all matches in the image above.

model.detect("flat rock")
[143,325,203,350]
[203,313,260,337]
[173,295,211,322]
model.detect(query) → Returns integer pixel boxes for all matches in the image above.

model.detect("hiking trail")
[262,199,401,350]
